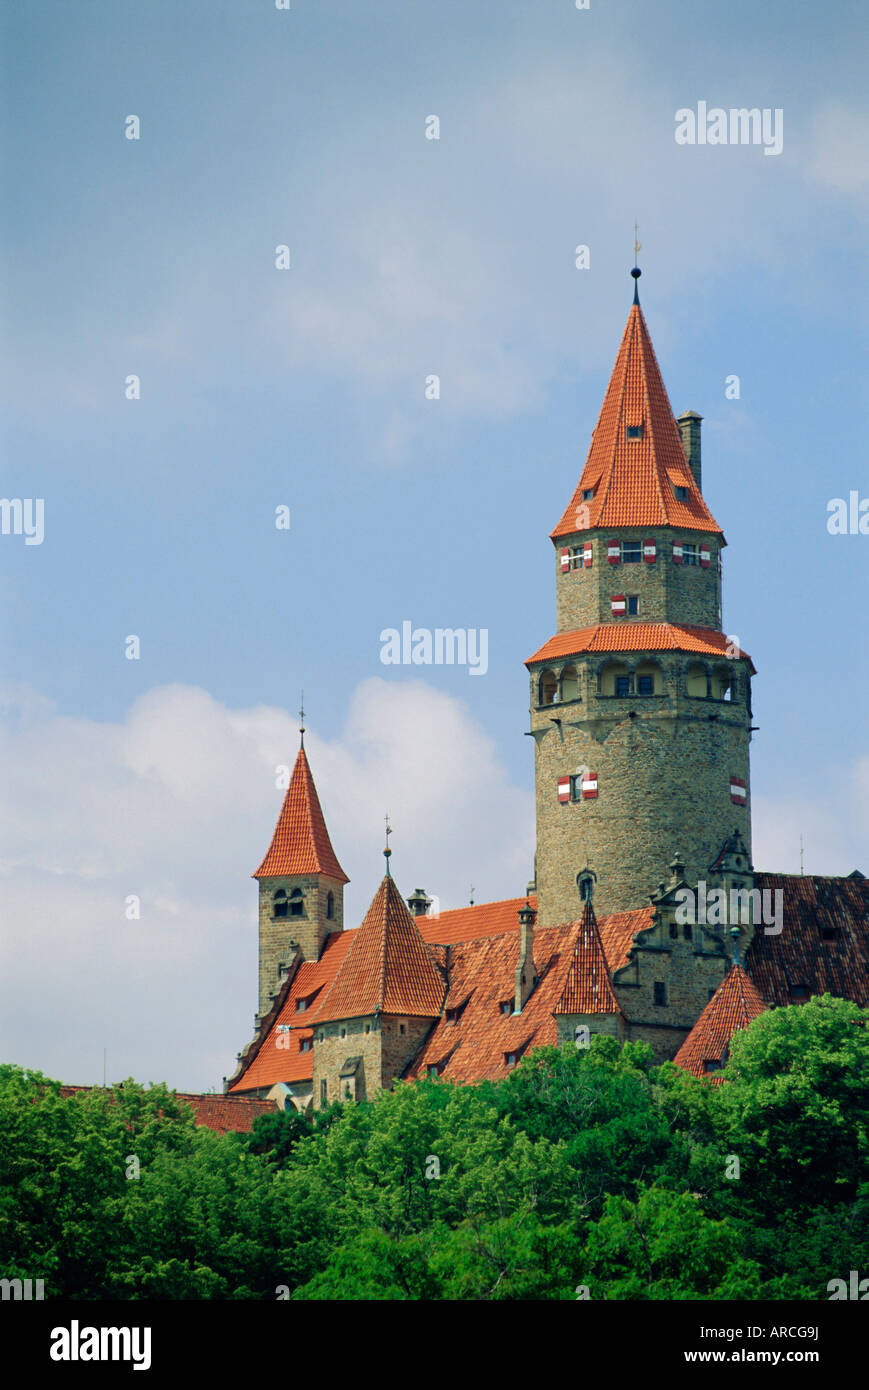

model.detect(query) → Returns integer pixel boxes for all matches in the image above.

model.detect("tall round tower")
[527,272,755,923]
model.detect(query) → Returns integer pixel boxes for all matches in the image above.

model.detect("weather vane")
[384,813,392,875]
[299,690,305,747]
[633,221,642,266]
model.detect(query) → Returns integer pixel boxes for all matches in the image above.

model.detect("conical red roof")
[551,302,722,538]
[316,874,445,1021]
[253,746,348,882]
[674,964,766,1079]
[554,900,621,1016]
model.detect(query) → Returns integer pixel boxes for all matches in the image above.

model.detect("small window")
[616,676,632,697]
[340,1027,346,1039]
[675,485,689,502]
[427,1064,439,1078]
[582,488,594,501]
[669,922,678,940]
[653,981,667,1007]
[637,674,653,695]
[791,984,809,1000]
[505,1052,517,1068]
[300,1037,312,1053]
[683,924,692,941]
[703,1059,721,1073]
[326,891,335,920]
[626,425,643,440]
[622,541,641,564]
[500,1001,512,1015]
[399,1023,406,1036]
[273,889,288,919]
[289,888,304,917]
[820,926,837,942]
[568,546,584,570]
[320,1079,327,1103]
[626,596,639,615]
[708,988,716,1000]
[296,998,307,1013]
[364,1024,371,1034]
[682,542,698,566]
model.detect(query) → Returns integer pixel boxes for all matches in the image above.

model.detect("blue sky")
[1,0,867,1091]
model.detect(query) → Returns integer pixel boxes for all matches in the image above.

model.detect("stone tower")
[252,738,348,1019]
[527,272,755,923]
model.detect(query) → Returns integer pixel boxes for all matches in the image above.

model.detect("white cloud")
[0,679,531,1093]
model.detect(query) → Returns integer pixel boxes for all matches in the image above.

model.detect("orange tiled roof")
[551,301,722,539]
[229,929,356,1091]
[419,895,538,945]
[315,874,446,1022]
[745,874,869,1008]
[554,901,621,1015]
[231,897,655,1090]
[673,964,766,1080]
[253,745,348,882]
[526,623,754,671]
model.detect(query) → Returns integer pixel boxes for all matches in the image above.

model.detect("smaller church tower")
[252,731,348,1019]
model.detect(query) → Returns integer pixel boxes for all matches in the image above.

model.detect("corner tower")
[252,735,349,1018]
[527,271,755,922]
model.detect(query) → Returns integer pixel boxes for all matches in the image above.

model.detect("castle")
[226,273,869,1110]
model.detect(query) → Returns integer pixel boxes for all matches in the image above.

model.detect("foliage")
[2,996,867,1300]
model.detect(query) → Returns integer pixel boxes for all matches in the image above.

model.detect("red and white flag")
[611,595,626,617]
[643,539,656,562]
[672,542,683,564]
[557,777,571,803]
[583,543,593,568]
[582,773,598,799]
[607,540,620,564]
[560,549,570,572]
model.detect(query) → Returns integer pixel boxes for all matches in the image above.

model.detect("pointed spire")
[673,964,766,1079]
[316,874,444,1021]
[551,292,723,539]
[554,899,620,1016]
[253,745,349,882]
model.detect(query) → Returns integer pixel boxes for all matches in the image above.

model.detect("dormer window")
[500,1000,513,1016]
[675,485,689,502]
[703,1059,721,1073]
[820,925,837,942]
[296,998,307,1012]
[626,425,643,440]
[582,488,595,500]
[300,1037,312,1053]
[790,983,809,1000]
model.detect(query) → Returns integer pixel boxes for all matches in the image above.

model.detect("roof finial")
[730,925,740,967]
[299,690,305,748]
[383,813,392,877]
[631,221,642,304]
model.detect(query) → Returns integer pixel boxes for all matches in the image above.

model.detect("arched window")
[634,660,662,696]
[326,891,335,920]
[289,888,305,918]
[560,665,580,701]
[600,660,631,697]
[685,661,708,698]
[273,889,288,919]
[538,669,558,705]
[711,664,736,701]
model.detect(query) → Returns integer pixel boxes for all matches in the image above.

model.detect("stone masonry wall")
[554,527,723,633]
[258,874,345,1018]
[312,1014,435,1109]
[531,652,753,923]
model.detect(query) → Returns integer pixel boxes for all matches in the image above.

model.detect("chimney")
[406,888,430,918]
[676,410,702,492]
[514,900,536,1013]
